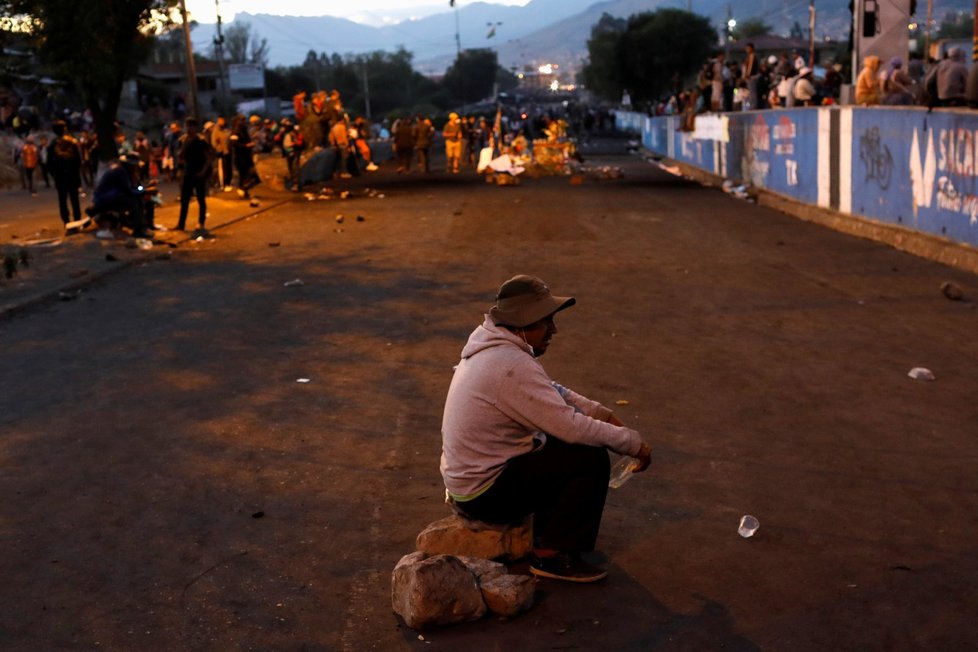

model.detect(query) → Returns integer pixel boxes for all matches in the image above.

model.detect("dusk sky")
[185,0,530,26]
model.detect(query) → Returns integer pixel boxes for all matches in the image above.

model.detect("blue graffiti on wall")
[859,127,893,190]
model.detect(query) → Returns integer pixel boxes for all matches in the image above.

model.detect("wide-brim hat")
[489,275,575,328]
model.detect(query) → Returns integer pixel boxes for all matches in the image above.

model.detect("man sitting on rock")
[440,275,652,582]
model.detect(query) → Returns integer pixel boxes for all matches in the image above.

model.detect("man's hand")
[634,442,652,473]
[607,413,651,472]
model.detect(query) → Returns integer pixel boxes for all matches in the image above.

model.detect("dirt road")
[2,148,977,650]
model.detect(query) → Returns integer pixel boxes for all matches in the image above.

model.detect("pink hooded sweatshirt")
[440,316,643,500]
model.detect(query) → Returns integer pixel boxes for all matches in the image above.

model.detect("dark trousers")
[235,154,257,192]
[285,153,300,189]
[396,147,412,172]
[54,174,82,223]
[416,147,430,173]
[457,436,610,553]
[177,174,208,230]
[95,196,147,236]
[219,153,232,188]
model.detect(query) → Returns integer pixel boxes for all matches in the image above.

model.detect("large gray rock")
[416,514,533,561]
[457,556,535,618]
[480,574,537,618]
[456,556,507,584]
[391,552,486,629]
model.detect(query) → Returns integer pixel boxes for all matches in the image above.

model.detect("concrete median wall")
[617,107,978,269]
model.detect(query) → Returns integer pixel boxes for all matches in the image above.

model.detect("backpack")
[21,143,38,168]
[53,136,80,163]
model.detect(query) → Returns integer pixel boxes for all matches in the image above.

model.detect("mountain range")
[190,0,972,74]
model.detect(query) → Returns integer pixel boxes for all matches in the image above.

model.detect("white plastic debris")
[738,515,759,538]
[656,162,682,176]
[283,278,304,287]
[907,367,935,381]
[296,378,311,383]
[487,154,525,176]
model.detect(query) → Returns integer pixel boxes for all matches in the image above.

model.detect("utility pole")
[487,22,502,101]
[808,0,816,67]
[452,0,465,113]
[973,0,978,64]
[213,0,228,114]
[178,0,200,120]
[923,0,934,61]
[362,59,371,120]
[454,5,462,59]
[724,4,734,56]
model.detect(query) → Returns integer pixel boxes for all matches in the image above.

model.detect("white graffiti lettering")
[680,133,699,162]
[962,194,978,226]
[775,143,795,155]
[936,176,962,212]
[773,116,796,140]
[910,128,937,217]
[786,159,798,186]
[937,128,978,177]
[750,116,770,151]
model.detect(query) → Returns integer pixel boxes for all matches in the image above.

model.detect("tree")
[581,13,627,102]
[736,17,773,39]
[583,9,716,103]
[441,48,499,104]
[0,0,176,160]
[224,21,268,65]
[267,47,447,117]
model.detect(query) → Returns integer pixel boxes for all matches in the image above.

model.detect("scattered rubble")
[907,367,935,381]
[655,161,683,176]
[391,553,486,630]
[722,179,752,200]
[391,551,537,630]
[941,281,965,301]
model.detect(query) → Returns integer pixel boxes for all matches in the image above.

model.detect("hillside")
[191,0,599,67]
[191,0,973,73]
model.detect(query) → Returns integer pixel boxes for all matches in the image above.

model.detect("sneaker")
[366,162,379,171]
[529,553,607,583]
[339,172,352,179]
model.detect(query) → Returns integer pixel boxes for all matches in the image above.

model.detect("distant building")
[727,35,839,66]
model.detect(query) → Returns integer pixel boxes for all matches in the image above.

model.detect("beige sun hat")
[489,275,575,328]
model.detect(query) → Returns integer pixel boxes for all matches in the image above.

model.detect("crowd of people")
[639,43,976,126]
[3,85,623,240]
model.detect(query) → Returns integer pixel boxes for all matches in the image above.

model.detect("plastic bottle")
[608,455,640,489]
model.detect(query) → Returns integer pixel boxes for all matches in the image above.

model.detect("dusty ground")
[1,145,977,651]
